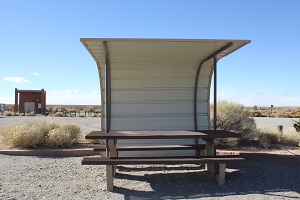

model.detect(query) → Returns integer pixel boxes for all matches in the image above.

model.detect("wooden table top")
[85,130,240,139]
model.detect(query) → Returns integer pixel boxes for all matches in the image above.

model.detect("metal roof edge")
[80,38,251,43]
[80,39,99,63]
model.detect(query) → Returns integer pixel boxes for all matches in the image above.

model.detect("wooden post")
[106,165,114,191]
[107,139,117,157]
[107,139,118,177]
[277,125,283,135]
[216,163,226,186]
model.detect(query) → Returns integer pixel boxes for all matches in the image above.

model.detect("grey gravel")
[0,155,299,199]
[0,116,299,199]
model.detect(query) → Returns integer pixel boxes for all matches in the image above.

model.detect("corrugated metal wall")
[99,50,214,156]
[109,62,212,131]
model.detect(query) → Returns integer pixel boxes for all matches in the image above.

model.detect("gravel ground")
[0,116,299,199]
[0,154,299,200]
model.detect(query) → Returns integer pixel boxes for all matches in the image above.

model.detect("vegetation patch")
[0,120,81,148]
[212,100,300,148]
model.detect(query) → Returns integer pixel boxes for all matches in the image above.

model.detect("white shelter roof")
[80,38,250,65]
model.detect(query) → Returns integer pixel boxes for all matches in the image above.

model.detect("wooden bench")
[83,130,245,191]
[82,155,247,191]
[93,144,206,156]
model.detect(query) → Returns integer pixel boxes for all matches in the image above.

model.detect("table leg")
[107,139,118,177]
[205,138,219,173]
[106,165,114,191]
[215,163,226,186]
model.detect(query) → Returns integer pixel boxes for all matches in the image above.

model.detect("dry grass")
[3,111,14,116]
[0,119,81,148]
[0,123,44,148]
[253,128,300,148]
[213,101,300,148]
[46,128,73,147]
[60,122,81,143]
[210,101,255,133]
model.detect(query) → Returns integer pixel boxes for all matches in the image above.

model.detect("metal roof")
[80,38,250,65]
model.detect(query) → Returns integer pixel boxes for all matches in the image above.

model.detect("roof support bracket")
[103,41,111,133]
[194,42,233,131]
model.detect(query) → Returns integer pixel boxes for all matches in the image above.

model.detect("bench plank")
[93,144,206,152]
[82,155,246,165]
[85,130,241,140]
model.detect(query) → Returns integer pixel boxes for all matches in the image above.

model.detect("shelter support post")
[213,55,217,133]
[193,42,233,131]
[103,41,111,133]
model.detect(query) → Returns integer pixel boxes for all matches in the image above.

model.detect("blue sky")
[1,0,300,106]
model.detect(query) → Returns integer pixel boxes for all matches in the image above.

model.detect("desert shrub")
[25,112,35,116]
[87,139,101,144]
[210,101,257,146]
[94,108,101,113]
[290,109,300,118]
[0,123,44,148]
[85,106,95,113]
[258,134,271,148]
[275,111,290,118]
[53,112,64,117]
[293,120,300,132]
[68,108,78,113]
[0,120,81,148]
[45,128,73,147]
[256,128,300,147]
[211,101,255,134]
[60,123,81,142]
[4,111,14,116]
[28,120,59,137]
[249,111,263,117]
[46,106,53,113]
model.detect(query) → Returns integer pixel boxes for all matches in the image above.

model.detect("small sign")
[0,104,5,111]
[38,103,42,109]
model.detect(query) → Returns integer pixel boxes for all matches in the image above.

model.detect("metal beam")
[193,42,233,131]
[213,55,217,133]
[103,41,111,133]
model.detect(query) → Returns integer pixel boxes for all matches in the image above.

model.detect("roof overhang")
[80,38,250,65]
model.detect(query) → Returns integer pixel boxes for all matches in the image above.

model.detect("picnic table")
[82,130,246,191]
